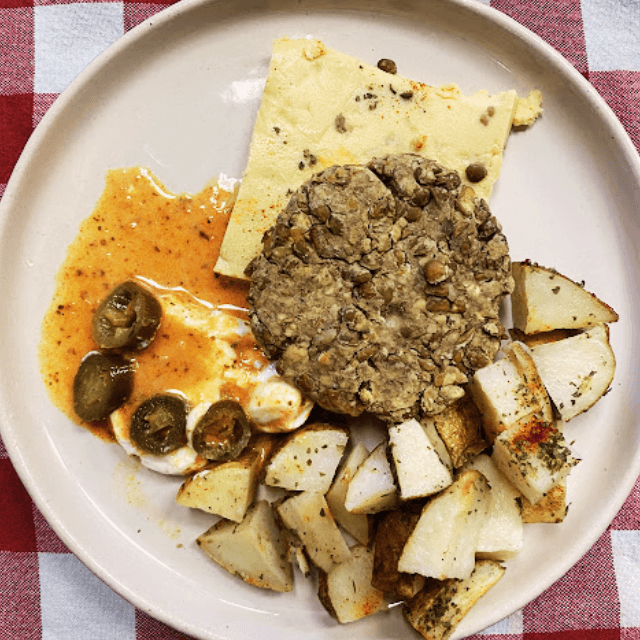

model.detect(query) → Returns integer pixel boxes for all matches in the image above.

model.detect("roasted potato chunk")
[276,491,352,573]
[432,394,487,469]
[403,559,506,640]
[372,509,425,599]
[520,480,568,523]
[196,500,293,592]
[511,261,618,334]
[388,419,453,501]
[325,443,372,545]
[264,423,348,493]
[344,441,399,514]
[398,470,490,580]
[530,325,615,421]
[318,545,387,623]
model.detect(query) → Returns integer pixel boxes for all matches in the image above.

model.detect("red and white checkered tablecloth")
[1,0,639,638]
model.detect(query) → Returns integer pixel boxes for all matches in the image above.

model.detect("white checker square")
[581,0,640,71]
[38,552,136,640]
[611,530,640,628]
[34,3,124,93]
[478,609,523,635]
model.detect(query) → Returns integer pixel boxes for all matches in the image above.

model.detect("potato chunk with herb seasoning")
[196,500,293,592]
[276,491,352,573]
[344,441,399,514]
[264,423,349,493]
[529,324,615,421]
[463,454,523,560]
[520,480,568,523]
[177,455,260,523]
[403,560,506,640]
[492,417,578,504]
[432,394,488,469]
[388,418,453,500]
[511,261,618,334]
[398,470,490,580]
[468,342,552,443]
[318,545,387,623]
[325,443,372,545]
[372,509,425,599]
[176,435,275,522]
[507,341,555,424]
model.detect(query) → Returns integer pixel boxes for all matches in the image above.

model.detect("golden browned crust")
[431,394,488,468]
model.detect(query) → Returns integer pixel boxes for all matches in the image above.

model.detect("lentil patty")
[247,154,514,421]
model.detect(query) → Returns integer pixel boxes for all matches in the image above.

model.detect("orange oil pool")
[39,167,249,440]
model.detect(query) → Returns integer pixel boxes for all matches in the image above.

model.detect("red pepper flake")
[513,418,554,449]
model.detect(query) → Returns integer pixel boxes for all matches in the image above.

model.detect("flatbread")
[215,37,522,280]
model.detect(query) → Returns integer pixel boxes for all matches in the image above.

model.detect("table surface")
[1,0,639,638]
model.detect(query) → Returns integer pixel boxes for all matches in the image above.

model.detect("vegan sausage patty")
[247,154,514,421]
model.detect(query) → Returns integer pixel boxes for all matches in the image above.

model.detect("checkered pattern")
[1,0,639,638]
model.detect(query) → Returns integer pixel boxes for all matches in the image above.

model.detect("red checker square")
[0,0,33,9]
[33,505,70,553]
[122,0,175,7]
[622,630,640,640]
[590,71,640,156]
[491,0,588,76]
[611,474,640,530]
[0,93,34,184]
[32,91,57,127]
[34,0,122,5]
[136,609,197,639]
[467,634,521,640]
[0,551,42,640]
[0,7,34,95]
[524,631,620,640]
[123,2,174,32]
[523,531,619,632]
[0,458,37,552]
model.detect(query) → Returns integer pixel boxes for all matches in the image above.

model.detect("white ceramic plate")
[1,0,639,637]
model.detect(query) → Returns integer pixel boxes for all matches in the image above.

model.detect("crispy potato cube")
[468,354,538,443]
[492,417,577,504]
[432,394,487,468]
[276,491,352,572]
[264,423,349,493]
[177,461,258,523]
[398,470,490,580]
[344,441,399,514]
[530,324,616,421]
[468,341,553,443]
[196,500,293,592]
[463,454,523,560]
[511,261,618,334]
[506,342,554,424]
[177,453,258,522]
[403,560,506,640]
[176,434,276,522]
[520,480,568,523]
[389,419,453,500]
[325,443,372,545]
[318,545,387,623]
[372,510,425,599]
